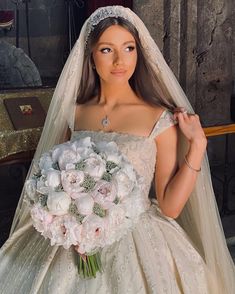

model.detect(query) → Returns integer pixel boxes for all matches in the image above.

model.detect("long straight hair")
[77,17,175,110]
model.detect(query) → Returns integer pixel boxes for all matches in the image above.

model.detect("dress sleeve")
[149,109,178,139]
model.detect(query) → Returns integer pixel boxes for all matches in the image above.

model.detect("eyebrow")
[97,40,135,46]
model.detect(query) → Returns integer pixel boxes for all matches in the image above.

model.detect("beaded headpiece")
[85,6,135,44]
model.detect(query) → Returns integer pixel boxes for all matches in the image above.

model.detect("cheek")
[126,54,137,73]
[93,56,112,74]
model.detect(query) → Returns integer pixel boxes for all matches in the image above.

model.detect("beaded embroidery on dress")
[0,110,210,294]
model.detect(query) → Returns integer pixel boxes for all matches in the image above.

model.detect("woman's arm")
[155,112,207,218]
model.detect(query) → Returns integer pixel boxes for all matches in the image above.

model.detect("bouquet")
[25,137,149,278]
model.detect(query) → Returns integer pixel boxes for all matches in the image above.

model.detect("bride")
[0,5,234,294]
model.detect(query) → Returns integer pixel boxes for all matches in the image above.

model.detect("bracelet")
[184,156,201,172]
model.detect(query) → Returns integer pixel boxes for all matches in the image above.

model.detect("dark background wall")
[0,0,70,80]
[133,0,235,127]
[133,0,235,167]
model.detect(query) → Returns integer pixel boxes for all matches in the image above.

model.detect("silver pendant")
[101,115,110,128]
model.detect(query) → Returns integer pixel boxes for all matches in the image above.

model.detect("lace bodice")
[71,110,176,201]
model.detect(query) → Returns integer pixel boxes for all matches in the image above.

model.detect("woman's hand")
[173,107,207,150]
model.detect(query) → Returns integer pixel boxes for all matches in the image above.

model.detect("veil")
[9,6,234,293]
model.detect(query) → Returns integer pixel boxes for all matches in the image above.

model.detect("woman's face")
[92,25,137,85]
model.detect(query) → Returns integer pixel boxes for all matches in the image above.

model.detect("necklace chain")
[100,103,113,128]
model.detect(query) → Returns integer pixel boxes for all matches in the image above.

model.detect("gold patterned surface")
[0,88,54,160]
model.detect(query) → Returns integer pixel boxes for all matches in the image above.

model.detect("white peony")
[71,137,94,149]
[71,137,96,159]
[47,191,71,216]
[45,170,61,189]
[61,170,85,194]
[51,142,71,163]
[97,141,122,166]
[49,215,82,249]
[70,191,88,200]
[77,214,106,254]
[84,154,106,180]
[62,216,83,247]
[58,148,81,170]
[39,153,54,173]
[75,194,94,215]
[48,216,67,246]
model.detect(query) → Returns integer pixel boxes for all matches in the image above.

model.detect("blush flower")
[61,170,85,194]
[49,215,83,249]
[77,214,106,254]
[92,181,117,209]
[31,204,54,234]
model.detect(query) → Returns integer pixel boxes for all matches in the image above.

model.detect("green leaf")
[101,172,112,182]
[106,161,118,172]
[93,203,106,217]
[39,194,48,207]
[75,160,86,171]
[52,162,60,170]
[80,175,96,192]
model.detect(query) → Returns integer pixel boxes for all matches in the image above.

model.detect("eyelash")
[100,46,136,54]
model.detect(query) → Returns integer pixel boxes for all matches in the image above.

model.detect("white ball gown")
[0,110,212,293]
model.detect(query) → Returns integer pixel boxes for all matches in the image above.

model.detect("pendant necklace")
[101,104,113,128]
[101,115,110,128]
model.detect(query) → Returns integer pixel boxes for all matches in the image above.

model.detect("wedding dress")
[0,110,210,294]
[1,5,234,294]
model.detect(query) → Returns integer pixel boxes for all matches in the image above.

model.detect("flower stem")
[77,252,103,279]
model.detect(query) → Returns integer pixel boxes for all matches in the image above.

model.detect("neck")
[98,81,137,107]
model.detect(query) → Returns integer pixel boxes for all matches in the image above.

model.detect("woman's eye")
[125,46,135,52]
[100,48,112,54]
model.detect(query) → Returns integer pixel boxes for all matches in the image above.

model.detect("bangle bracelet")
[184,156,201,172]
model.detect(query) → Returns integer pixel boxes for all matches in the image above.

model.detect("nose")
[113,50,123,66]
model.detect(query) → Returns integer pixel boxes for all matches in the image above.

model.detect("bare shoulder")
[138,103,166,121]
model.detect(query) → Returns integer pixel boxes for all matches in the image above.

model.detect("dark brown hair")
[77,17,175,110]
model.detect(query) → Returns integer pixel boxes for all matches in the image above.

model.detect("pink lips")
[110,70,126,76]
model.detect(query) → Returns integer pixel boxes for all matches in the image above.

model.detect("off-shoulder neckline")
[72,109,171,139]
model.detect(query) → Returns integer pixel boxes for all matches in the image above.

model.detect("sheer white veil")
[10,5,234,293]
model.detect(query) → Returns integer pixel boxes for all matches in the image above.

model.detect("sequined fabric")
[0,89,53,160]
[0,110,210,294]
